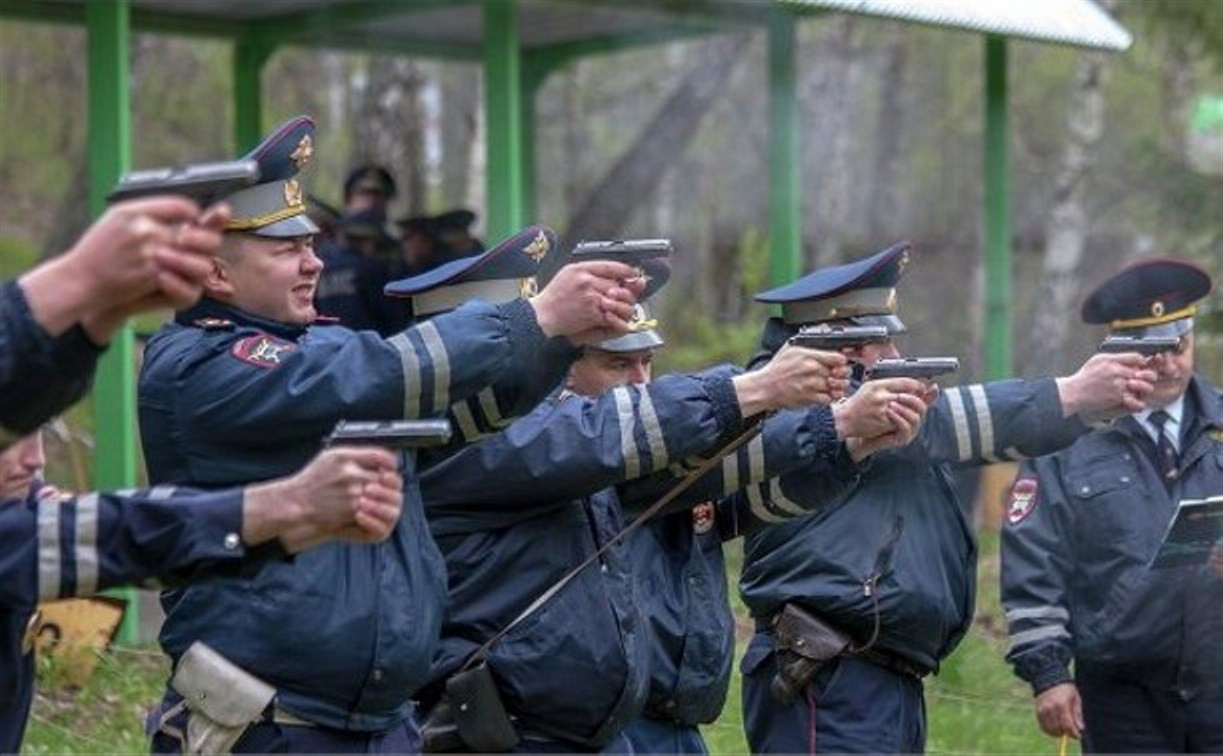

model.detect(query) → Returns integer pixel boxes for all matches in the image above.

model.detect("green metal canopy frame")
[1,0,1131,642]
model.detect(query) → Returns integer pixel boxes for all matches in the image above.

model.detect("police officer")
[342,164,397,215]
[315,207,398,331]
[413,251,925,753]
[2,196,227,449]
[0,428,405,752]
[1000,258,1223,753]
[737,242,1159,753]
[137,116,644,753]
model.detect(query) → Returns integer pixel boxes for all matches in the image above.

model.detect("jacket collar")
[177,297,308,340]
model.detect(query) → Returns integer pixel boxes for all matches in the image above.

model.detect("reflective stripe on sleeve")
[388,332,423,418]
[637,388,668,472]
[74,493,100,595]
[612,386,640,479]
[477,388,509,429]
[768,478,807,516]
[945,388,973,462]
[417,321,451,413]
[967,385,996,461]
[37,496,62,600]
[450,400,482,443]
[1005,606,1070,623]
[1007,624,1070,652]
[747,483,786,524]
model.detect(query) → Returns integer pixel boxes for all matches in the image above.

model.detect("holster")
[769,603,852,705]
[421,661,519,753]
[168,641,276,754]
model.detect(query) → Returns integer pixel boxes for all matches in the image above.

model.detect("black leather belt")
[754,613,930,680]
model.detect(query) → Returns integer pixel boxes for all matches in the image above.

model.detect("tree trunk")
[355,56,427,217]
[1028,12,1114,375]
[439,64,481,209]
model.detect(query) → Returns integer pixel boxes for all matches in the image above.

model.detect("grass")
[25,534,1072,754]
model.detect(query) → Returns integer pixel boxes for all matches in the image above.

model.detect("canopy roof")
[4,0,1131,56]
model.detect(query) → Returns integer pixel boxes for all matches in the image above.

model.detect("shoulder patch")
[1006,478,1039,526]
[192,317,234,330]
[231,334,297,369]
[692,500,716,534]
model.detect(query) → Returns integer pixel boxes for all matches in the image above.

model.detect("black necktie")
[1148,410,1179,483]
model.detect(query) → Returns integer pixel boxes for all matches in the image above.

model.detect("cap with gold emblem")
[1082,257,1213,338]
[568,245,671,353]
[383,225,557,317]
[755,241,911,333]
[223,115,319,238]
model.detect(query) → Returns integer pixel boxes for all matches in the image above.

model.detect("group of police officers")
[2,112,1220,754]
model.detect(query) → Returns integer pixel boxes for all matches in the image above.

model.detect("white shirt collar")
[1134,394,1185,451]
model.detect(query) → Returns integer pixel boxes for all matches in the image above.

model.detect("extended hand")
[1057,352,1156,423]
[529,260,645,344]
[731,343,851,416]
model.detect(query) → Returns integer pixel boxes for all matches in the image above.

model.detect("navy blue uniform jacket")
[1,481,262,751]
[138,296,559,732]
[1001,375,1223,697]
[1,279,104,450]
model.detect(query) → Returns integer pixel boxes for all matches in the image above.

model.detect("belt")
[754,613,930,680]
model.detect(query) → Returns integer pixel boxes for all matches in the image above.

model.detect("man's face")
[567,348,655,397]
[215,233,322,325]
[0,432,44,502]
[348,188,388,213]
[1145,331,1195,409]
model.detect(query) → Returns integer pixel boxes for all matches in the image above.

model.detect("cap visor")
[595,329,665,353]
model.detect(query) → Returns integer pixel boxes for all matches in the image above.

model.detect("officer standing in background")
[137,115,644,753]
[2,196,227,448]
[315,207,399,331]
[342,164,397,215]
[1,428,405,752]
[1001,258,1222,753]
[737,242,1159,753]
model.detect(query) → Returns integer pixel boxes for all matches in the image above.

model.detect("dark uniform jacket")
[138,296,559,732]
[740,377,1089,675]
[0,279,104,450]
[1,481,266,751]
[623,408,863,726]
[1001,375,1223,697]
[420,369,758,747]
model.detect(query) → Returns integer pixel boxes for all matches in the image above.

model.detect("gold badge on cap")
[626,303,658,332]
[1151,300,1165,318]
[290,134,313,168]
[524,231,550,262]
[283,179,304,209]
[898,250,910,274]
[519,277,539,298]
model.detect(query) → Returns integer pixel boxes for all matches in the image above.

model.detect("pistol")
[866,357,959,381]
[571,239,673,263]
[107,159,260,206]
[326,419,453,450]
[1098,334,1181,356]
[788,324,891,351]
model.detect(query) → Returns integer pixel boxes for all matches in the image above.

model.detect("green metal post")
[87,0,138,644]
[520,54,552,224]
[234,34,272,152]
[483,0,524,241]
[983,35,1012,379]
[768,9,800,287]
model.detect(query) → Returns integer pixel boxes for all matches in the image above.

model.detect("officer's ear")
[204,237,239,298]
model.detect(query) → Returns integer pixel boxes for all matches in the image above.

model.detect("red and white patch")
[1006,478,1039,526]
[692,501,716,534]
[231,334,296,369]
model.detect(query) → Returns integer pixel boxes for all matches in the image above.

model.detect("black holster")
[421,662,519,753]
[769,603,852,705]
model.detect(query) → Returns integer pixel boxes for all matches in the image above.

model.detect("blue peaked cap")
[384,225,556,316]
[1081,257,1212,337]
[223,115,320,238]
[756,241,911,332]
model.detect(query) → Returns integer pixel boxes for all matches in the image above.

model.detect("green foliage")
[0,234,38,279]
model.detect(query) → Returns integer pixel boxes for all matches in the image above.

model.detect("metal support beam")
[87,0,139,644]
[234,33,274,152]
[983,35,1012,379]
[520,55,553,224]
[768,9,800,286]
[483,0,524,241]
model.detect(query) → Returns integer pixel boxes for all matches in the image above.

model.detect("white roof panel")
[783,0,1132,51]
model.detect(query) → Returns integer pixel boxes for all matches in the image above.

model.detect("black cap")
[1082,257,1213,337]
[343,164,397,200]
